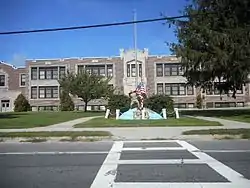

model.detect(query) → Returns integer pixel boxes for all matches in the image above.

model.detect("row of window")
[0,74,26,87]
[127,64,142,77]
[206,83,243,95]
[31,86,59,99]
[156,63,183,77]
[78,65,113,77]
[31,66,66,80]
[157,83,194,96]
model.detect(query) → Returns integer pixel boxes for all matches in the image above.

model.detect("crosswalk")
[90,140,250,188]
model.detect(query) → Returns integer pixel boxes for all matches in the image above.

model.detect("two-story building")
[1,48,249,112]
[0,61,26,112]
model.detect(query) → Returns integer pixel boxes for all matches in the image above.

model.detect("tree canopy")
[14,93,31,112]
[59,70,114,111]
[171,0,250,98]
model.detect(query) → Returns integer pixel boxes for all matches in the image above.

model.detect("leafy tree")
[144,94,174,113]
[107,94,130,113]
[59,90,74,111]
[59,70,114,112]
[171,0,250,98]
[14,93,31,112]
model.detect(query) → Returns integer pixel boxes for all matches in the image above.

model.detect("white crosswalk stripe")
[90,140,250,188]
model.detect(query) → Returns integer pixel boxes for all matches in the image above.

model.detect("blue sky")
[0,0,188,66]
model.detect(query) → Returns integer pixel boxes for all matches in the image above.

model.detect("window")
[39,67,58,80]
[164,64,182,76]
[31,86,37,99]
[131,64,136,77]
[174,103,186,108]
[214,83,225,95]
[215,102,236,108]
[206,84,213,95]
[156,64,163,77]
[187,85,194,95]
[107,65,113,77]
[156,83,164,94]
[39,86,59,98]
[0,75,5,86]
[187,103,194,108]
[206,102,214,108]
[78,65,85,73]
[165,83,186,95]
[84,65,107,76]
[38,106,58,111]
[237,102,244,107]
[99,67,105,76]
[139,64,142,77]
[31,67,37,80]
[20,74,26,86]
[127,64,130,77]
[59,66,66,78]
[39,87,45,98]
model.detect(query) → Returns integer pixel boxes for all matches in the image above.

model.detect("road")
[0,140,250,188]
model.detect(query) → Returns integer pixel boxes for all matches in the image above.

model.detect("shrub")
[14,93,31,112]
[60,90,74,111]
[107,94,130,113]
[145,94,174,113]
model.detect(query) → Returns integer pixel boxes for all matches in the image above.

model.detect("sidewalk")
[0,116,249,140]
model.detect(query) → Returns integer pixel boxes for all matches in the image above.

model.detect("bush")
[60,90,74,111]
[144,94,174,113]
[107,94,130,113]
[14,93,31,112]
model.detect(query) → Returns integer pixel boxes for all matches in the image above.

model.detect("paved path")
[0,116,249,140]
[1,140,250,188]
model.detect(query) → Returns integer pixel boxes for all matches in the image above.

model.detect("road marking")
[118,159,203,164]
[114,182,237,188]
[123,140,180,143]
[176,140,250,187]
[122,147,185,151]
[201,150,250,153]
[0,151,109,155]
[90,141,123,188]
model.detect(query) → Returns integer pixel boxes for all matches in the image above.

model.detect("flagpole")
[133,9,138,87]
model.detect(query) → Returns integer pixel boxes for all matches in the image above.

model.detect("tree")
[59,90,74,111]
[14,93,31,112]
[171,0,250,98]
[144,94,174,113]
[59,70,114,112]
[107,94,130,113]
[196,93,203,109]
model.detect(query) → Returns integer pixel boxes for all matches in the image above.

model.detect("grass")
[0,131,112,138]
[74,117,222,127]
[183,128,250,139]
[0,111,103,129]
[181,109,250,123]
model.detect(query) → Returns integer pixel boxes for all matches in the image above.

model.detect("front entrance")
[1,100,10,112]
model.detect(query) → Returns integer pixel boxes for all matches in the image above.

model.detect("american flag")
[136,82,146,94]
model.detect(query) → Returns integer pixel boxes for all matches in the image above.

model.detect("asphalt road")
[0,140,250,188]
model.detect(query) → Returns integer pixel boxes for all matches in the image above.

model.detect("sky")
[0,0,189,67]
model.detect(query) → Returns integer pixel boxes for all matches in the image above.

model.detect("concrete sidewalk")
[0,116,249,140]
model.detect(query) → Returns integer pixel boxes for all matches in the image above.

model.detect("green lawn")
[181,109,250,123]
[74,117,222,127]
[0,111,103,129]
[0,131,112,138]
[182,128,250,139]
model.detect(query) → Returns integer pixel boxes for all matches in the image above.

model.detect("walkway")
[0,116,249,140]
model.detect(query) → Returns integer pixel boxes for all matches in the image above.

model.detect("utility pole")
[133,9,138,87]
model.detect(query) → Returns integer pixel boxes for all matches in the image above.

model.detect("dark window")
[156,64,163,77]
[107,64,113,77]
[31,67,37,80]
[84,65,107,76]
[139,64,142,77]
[127,64,130,77]
[165,83,186,95]
[174,103,187,108]
[31,86,37,99]
[39,67,58,80]
[59,66,66,78]
[131,64,136,77]
[20,74,26,86]
[39,86,58,98]
[156,83,164,94]
[164,64,182,76]
[0,75,5,86]
[187,85,194,95]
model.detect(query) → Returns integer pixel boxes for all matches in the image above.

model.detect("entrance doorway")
[1,100,10,112]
